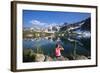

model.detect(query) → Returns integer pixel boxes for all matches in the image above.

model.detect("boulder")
[35,54,45,62]
[56,56,69,61]
[64,57,69,60]
[44,56,53,61]
[75,55,88,60]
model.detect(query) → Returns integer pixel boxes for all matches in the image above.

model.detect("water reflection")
[23,32,91,59]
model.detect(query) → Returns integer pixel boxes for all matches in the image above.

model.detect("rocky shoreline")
[23,49,90,62]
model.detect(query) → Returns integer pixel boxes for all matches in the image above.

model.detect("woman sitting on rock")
[55,44,64,58]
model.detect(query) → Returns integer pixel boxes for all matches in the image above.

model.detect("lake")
[23,34,91,60]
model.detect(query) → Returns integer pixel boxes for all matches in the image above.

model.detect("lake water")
[23,35,91,58]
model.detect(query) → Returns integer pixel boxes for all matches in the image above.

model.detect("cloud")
[29,20,47,26]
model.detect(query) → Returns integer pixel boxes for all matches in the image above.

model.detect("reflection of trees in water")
[23,33,91,58]
[79,38,91,52]
[60,36,90,59]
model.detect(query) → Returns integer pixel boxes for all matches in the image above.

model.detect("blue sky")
[23,10,90,28]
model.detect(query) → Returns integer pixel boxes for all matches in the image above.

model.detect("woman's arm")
[60,47,64,50]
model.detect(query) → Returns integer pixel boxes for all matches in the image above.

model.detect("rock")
[44,56,53,61]
[75,55,88,60]
[64,57,69,60]
[56,56,69,61]
[87,56,91,59]
[35,54,45,62]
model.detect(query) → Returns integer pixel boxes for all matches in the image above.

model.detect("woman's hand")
[60,47,64,50]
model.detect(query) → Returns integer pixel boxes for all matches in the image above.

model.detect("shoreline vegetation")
[23,48,90,62]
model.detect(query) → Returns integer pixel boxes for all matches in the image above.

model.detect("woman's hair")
[56,44,61,48]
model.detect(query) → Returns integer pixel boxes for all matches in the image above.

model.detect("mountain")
[80,17,91,31]
[23,17,91,33]
[59,17,91,32]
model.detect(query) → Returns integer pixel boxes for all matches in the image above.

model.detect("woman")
[55,44,64,58]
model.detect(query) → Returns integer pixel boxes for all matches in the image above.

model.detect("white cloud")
[30,20,40,24]
[29,20,47,26]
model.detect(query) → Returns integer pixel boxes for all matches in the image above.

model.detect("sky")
[23,10,90,28]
